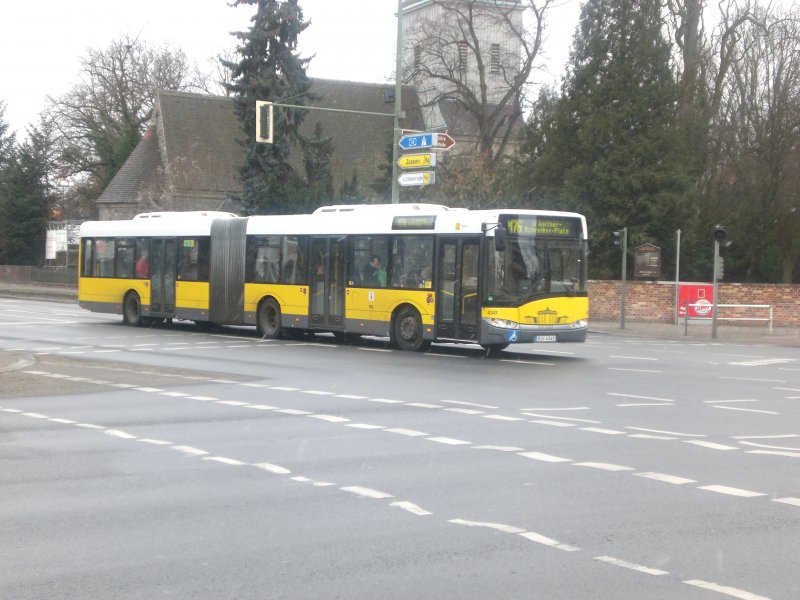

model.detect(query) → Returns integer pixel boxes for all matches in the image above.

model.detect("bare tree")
[712,6,800,282]
[48,35,199,189]
[403,0,553,165]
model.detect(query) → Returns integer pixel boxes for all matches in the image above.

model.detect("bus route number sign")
[501,215,579,237]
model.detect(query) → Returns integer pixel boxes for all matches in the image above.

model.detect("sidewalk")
[0,280,797,347]
[589,319,800,347]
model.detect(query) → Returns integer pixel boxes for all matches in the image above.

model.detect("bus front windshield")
[485,236,586,305]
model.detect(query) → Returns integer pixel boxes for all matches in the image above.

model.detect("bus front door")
[149,238,176,317]
[309,237,346,330]
[436,237,480,341]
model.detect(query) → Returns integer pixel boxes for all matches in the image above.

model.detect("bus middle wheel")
[393,306,429,352]
[257,298,283,339]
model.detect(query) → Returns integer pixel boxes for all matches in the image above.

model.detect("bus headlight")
[484,317,519,329]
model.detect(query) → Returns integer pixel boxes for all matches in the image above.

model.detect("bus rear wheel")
[257,298,282,339]
[393,306,429,352]
[123,292,143,327]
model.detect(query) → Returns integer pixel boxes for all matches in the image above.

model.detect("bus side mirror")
[494,225,507,252]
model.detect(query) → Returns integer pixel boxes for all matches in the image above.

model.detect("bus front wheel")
[257,298,283,339]
[123,292,143,327]
[393,306,429,352]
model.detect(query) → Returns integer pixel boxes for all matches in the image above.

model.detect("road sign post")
[397,171,436,187]
[397,153,436,169]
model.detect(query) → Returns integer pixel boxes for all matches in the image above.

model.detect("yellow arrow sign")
[397,153,437,169]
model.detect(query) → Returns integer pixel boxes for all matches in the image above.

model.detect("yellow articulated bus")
[79,204,588,352]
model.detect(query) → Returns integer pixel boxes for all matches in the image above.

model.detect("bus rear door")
[309,237,346,330]
[436,237,480,341]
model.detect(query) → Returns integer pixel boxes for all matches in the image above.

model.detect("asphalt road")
[1,297,798,599]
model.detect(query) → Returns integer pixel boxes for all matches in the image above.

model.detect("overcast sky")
[0,0,580,136]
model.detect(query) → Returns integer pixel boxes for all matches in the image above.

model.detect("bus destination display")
[500,215,580,237]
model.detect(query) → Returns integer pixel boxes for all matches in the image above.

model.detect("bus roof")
[80,211,239,237]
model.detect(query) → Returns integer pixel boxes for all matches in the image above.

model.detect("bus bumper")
[480,319,588,344]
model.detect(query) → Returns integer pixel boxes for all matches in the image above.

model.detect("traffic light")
[255,100,273,144]
[715,256,725,280]
[613,229,623,247]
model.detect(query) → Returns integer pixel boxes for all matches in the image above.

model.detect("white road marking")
[340,486,393,499]
[443,400,498,409]
[302,390,334,396]
[713,406,779,415]
[390,501,432,516]
[608,368,662,373]
[739,441,800,451]
[530,419,576,427]
[269,386,300,392]
[171,445,209,456]
[357,347,393,352]
[309,414,350,423]
[138,439,172,446]
[520,407,590,411]
[49,418,76,424]
[240,383,267,388]
[246,404,278,411]
[721,376,785,383]
[610,355,659,361]
[580,427,626,435]
[345,423,385,430]
[448,519,525,534]
[634,472,696,485]
[628,433,678,440]
[594,555,669,576]
[203,456,246,466]
[22,412,48,419]
[482,414,524,421]
[188,396,217,401]
[698,485,766,498]
[76,423,105,430]
[335,394,368,399]
[427,436,471,445]
[626,427,705,438]
[683,579,770,600]
[573,462,634,472]
[523,413,601,424]
[518,531,580,552]
[105,430,136,439]
[135,387,164,393]
[274,409,313,415]
[518,451,572,463]
[406,402,442,409]
[773,497,800,507]
[730,358,796,367]
[732,434,799,440]
[473,445,526,452]
[683,440,738,451]
[216,400,250,406]
[617,403,675,407]
[385,428,428,437]
[499,359,555,366]
[368,398,404,404]
[704,399,759,404]
[747,450,800,457]
[253,463,291,475]
[445,408,485,415]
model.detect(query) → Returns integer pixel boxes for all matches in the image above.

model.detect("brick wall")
[589,280,800,327]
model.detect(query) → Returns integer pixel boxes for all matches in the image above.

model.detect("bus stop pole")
[711,239,720,339]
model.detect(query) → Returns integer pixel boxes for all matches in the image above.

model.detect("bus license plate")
[535,335,557,342]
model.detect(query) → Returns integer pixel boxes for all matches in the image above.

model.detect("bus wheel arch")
[123,291,143,327]
[257,296,283,339]
[391,304,429,352]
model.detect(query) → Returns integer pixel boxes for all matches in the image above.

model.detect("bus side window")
[115,238,135,279]
[96,239,115,278]
[281,235,307,285]
[391,235,433,289]
[82,239,95,277]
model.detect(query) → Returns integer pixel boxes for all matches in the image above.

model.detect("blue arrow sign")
[398,133,435,150]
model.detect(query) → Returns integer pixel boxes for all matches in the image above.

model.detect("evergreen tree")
[0,132,53,265]
[300,122,334,209]
[224,0,314,215]
[525,0,692,278]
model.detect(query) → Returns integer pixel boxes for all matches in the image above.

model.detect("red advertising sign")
[678,284,714,318]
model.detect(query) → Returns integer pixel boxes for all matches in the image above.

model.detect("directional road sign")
[397,153,436,169]
[398,132,456,151]
[397,171,436,187]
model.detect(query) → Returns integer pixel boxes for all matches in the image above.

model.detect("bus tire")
[123,292,143,327]
[392,306,428,352]
[257,298,283,339]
